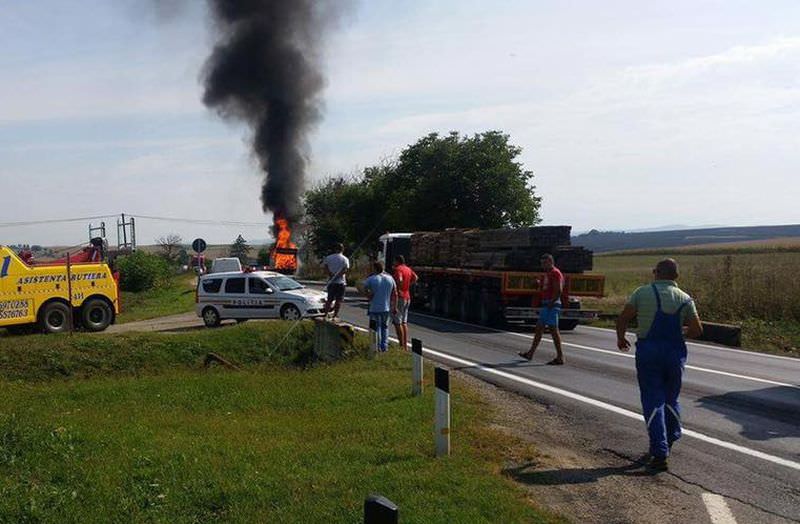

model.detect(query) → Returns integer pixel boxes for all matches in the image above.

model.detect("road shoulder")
[456,371,746,523]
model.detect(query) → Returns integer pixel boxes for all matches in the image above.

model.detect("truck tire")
[559,319,579,331]
[444,284,462,319]
[431,283,445,316]
[202,307,221,328]
[81,298,113,332]
[459,285,470,322]
[39,301,71,334]
[479,287,499,327]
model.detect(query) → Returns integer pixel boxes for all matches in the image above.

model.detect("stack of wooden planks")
[409,226,593,272]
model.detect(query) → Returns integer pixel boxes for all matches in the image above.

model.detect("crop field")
[585,245,800,356]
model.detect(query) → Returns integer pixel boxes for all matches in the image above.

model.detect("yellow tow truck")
[0,245,119,334]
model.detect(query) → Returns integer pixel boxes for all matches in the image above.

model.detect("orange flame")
[272,216,297,272]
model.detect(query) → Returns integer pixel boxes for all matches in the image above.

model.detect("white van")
[196,270,327,327]
[210,257,243,274]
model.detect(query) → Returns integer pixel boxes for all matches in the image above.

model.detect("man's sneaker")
[648,456,668,472]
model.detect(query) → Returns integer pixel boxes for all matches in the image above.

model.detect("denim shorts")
[537,301,561,327]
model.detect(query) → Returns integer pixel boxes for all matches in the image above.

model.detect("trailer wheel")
[81,298,113,332]
[460,284,475,323]
[430,283,445,316]
[559,319,579,331]
[39,301,71,334]
[443,284,458,318]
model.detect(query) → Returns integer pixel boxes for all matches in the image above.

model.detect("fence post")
[364,494,398,524]
[435,367,450,457]
[411,338,423,396]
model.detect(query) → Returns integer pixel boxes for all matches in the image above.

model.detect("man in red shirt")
[519,253,565,365]
[392,255,418,351]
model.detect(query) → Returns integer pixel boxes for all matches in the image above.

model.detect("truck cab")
[0,245,119,334]
[377,233,412,268]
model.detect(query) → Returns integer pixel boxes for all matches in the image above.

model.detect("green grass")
[0,324,556,523]
[586,251,800,356]
[118,274,198,324]
[0,322,324,382]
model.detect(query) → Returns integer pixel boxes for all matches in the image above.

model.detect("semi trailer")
[377,227,604,330]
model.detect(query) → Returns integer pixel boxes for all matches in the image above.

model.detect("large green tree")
[303,131,541,257]
[387,131,540,230]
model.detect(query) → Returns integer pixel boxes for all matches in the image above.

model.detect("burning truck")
[268,216,299,274]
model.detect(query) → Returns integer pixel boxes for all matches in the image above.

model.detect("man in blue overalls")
[616,259,703,471]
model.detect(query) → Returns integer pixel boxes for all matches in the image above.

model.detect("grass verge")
[117,274,197,324]
[0,324,556,523]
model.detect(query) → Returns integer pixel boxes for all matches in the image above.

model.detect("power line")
[132,214,269,227]
[0,213,270,229]
[0,214,118,228]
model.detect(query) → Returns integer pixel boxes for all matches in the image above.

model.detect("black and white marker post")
[363,494,398,524]
[434,367,450,457]
[411,338,423,396]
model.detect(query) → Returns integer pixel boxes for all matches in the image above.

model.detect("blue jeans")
[369,312,390,351]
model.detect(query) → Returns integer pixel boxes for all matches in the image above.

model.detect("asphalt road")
[329,290,800,523]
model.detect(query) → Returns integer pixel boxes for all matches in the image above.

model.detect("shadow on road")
[450,360,550,372]
[504,456,654,485]
[696,386,800,441]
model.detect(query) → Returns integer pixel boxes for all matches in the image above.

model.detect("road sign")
[192,238,207,253]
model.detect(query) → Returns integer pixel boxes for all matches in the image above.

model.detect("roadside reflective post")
[435,367,450,457]
[411,338,423,396]
[364,494,398,523]
[368,316,378,358]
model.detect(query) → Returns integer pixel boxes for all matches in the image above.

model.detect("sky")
[1,0,799,246]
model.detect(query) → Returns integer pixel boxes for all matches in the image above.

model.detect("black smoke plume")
[202,0,345,225]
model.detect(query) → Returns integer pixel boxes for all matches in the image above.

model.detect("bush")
[116,251,171,292]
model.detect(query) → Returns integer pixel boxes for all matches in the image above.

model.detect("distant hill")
[573,224,800,253]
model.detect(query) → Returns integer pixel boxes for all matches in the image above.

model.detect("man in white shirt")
[322,243,349,319]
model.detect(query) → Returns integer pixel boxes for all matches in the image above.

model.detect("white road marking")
[580,324,800,362]
[702,493,738,524]
[408,311,798,389]
[351,325,800,473]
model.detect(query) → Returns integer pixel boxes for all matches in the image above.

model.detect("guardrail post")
[364,494,398,523]
[411,338,423,396]
[435,367,450,457]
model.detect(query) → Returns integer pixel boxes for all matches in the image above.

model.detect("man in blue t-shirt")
[363,261,397,352]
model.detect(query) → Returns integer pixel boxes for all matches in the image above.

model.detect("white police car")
[196,271,326,327]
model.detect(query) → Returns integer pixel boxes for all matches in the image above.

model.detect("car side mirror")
[266,288,274,294]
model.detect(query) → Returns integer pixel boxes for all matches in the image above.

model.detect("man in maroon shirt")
[519,253,565,365]
[392,255,418,351]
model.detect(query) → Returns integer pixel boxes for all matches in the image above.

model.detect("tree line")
[303,131,542,258]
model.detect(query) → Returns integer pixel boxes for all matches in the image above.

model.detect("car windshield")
[266,276,304,291]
